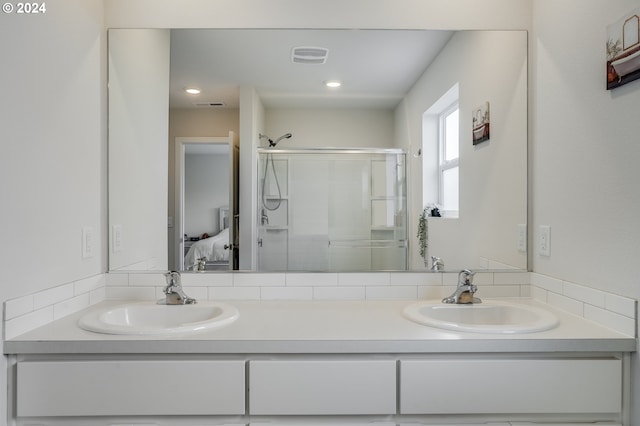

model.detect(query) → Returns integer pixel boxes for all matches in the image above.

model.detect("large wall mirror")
[108,28,527,273]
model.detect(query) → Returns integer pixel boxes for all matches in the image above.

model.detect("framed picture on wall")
[606,7,640,90]
[472,102,490,145]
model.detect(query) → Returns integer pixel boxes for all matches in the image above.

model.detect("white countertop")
[4,299,635,355]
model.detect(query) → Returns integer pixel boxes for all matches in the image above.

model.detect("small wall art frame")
[606,7,640,90]
[472,101,490,145]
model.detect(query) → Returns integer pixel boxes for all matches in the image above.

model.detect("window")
[439,103,459,213]
[422,83,459,216]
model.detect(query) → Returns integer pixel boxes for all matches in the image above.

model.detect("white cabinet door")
[249,359,396,415]
[17,360,246,417]
[400,358,621,415]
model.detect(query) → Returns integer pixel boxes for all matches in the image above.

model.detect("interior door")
[228,131,240,269]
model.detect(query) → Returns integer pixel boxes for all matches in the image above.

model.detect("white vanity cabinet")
[399,357,623,415]
[249,359,397,415]
[16,359,246,417]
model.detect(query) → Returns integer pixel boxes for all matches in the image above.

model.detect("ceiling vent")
[291,46,329,64]
[193,102,225,108]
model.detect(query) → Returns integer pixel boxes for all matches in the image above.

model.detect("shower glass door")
[257,149,406,272]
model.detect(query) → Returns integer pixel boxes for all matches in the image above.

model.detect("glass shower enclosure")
[257,148,407,271]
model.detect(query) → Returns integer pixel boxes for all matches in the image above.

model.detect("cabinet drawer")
[249,360,396,415]
[400,358,621,414]
[17,360,246,417]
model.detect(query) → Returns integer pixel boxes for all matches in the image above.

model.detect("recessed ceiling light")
[325,80,341,88]
[185,87,201,95]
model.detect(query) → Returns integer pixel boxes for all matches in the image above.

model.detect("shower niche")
[257,149,407,271]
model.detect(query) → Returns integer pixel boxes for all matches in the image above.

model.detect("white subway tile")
[472,272,495,285]
[520,285,531,298]
[391,272,441,286]
[286,273,338,287]
[106,286,156,300]
[4,295,34,320]
[478,285,521,298]
[33,283,74,310]
[441,273,459,286]
[128,273,166,287]
[530,273,563,294]
[74,274,105,295]
[366,286,417,300]
[530,285,547,302]
[605,293,636,318]
[261,286,313,300]
[339,272,390,286]
[181,272,233,287]
[493,272,529,285]
[4,306,54,340]
[584,305,636,337]
[547,292,584,317]
[233,273,285,287]
[313,286,365,300]
[54,294,90,320]
[563,281,606,308]
[89,287,107,305]
[208,286,260,300]
[417,285,448,300]
[106,272,129,286]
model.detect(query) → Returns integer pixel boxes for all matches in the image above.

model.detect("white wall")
[108,29,170,270]
[401,31,528,270]
[530,0,640,420]
[0,0,105,299]
[0,1,105,423]
[265,108,395,149]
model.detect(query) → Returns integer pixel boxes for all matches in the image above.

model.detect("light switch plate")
[81,226,94,259]
[517,224,527,252]
[538,225,551,256]
[112,224,123,253]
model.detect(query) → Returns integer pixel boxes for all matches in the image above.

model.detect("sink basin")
[403,300,559,334]
[78,301,239,335]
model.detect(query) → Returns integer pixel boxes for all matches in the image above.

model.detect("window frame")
[438,102,459,215]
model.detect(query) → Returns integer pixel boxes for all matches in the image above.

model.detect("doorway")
[174,132,239,270]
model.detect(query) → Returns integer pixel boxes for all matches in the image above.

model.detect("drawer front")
[249,360,396,415]
[17,360,246,417]
[400,358,622,415]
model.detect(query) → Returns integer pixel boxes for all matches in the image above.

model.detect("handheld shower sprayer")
[258,132,292,213]
[259,132,292,147]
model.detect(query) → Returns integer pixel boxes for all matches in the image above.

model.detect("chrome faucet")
[442,269,481,304]
[161,271,197,305]
[430,256,444,271]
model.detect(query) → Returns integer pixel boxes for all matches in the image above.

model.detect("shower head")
[259,132,292,147]
[270,133,292,147]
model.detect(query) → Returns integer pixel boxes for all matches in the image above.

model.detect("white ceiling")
[169,29,454,110]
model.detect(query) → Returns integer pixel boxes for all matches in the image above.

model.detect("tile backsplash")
[3,271,636,339]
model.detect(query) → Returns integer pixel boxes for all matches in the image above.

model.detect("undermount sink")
[78,301,239,335]
[403,300,559,334]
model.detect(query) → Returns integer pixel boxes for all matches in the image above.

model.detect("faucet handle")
[164,270,182,287]
[458,269,475,285]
